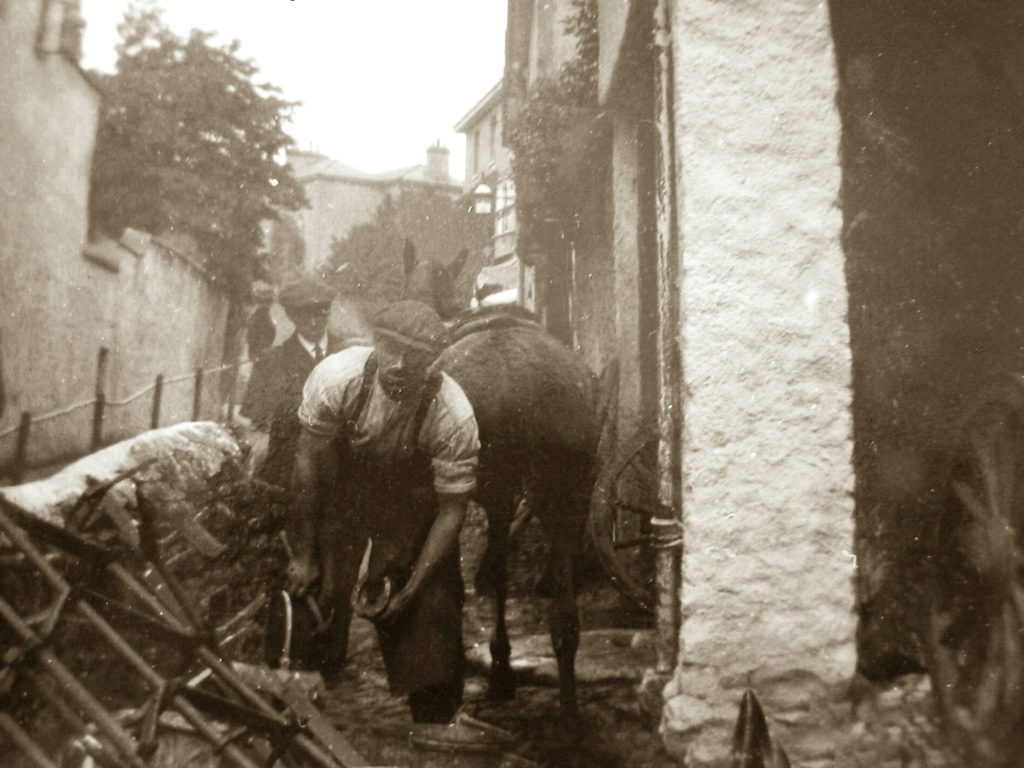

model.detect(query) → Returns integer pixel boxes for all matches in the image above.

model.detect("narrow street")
[319,507,962,768]
[6,0,1024,764]
[322,504,674,768]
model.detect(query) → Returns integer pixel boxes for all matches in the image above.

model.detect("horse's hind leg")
[479,491,516,700]
[539,496,583,728]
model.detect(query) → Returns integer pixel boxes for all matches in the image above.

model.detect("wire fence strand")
[0,360,245,456]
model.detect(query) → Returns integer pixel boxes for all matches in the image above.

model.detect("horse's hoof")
[487,667,517,701]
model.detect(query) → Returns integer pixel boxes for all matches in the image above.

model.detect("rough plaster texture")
[662,0,856,763]
[100,234,231,432]
[609,113,646,440]
[0,228,232,469]
[0,0,96,462]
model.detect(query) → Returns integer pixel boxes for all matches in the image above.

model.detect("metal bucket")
[409,715,514,768]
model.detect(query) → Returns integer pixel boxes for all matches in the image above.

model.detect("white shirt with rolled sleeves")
[297,346,479,495]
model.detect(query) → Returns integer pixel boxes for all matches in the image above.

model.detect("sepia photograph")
[1,0,1022,766]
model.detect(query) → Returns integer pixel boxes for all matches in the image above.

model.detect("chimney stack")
[426,141,450,184]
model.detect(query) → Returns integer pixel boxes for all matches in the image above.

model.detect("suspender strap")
[352,351,379,422]
[350,351,442,446]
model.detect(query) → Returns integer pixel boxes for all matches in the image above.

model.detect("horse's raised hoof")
[487,665,517,701]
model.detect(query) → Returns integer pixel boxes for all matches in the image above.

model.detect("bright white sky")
[79,1,507,181]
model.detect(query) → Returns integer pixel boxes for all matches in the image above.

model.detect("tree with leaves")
[89,1,306,295]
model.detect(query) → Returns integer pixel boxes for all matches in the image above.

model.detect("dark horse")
[403,242,598,726]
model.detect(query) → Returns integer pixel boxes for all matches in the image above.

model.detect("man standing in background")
[241,276,338,489]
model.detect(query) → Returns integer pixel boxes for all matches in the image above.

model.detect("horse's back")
[439,320,598,471]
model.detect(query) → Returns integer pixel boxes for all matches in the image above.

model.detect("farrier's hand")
[285,556,320,596]
[376,584,416,625]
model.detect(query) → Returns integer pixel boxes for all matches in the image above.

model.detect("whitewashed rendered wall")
[660,0,857,764]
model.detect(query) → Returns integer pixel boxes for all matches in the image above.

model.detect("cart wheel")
[927,374,1024,766]
[589,430,658,613]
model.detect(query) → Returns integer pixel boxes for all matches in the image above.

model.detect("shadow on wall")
[831,0,1024,679]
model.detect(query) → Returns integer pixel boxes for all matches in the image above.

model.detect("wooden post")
[150,375,164,430]
[192,368,204,421]
[91,347,109,451]
[12,411,31,484]
[225,364,237,425]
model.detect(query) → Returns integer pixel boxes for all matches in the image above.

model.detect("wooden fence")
[0,348,248,484]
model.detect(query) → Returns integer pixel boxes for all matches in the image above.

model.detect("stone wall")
[661,0,857,764]
[100,233,232,436]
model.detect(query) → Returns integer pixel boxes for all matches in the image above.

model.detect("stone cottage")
[276,144,463,275]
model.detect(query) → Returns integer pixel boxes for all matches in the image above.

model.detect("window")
[495,179,516,236]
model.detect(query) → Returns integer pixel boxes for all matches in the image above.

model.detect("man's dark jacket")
[241,332,332,488]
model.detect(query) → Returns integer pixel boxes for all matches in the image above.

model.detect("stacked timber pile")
[0,422,368,768]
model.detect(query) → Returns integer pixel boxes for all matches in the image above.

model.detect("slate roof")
[288,151,458,189]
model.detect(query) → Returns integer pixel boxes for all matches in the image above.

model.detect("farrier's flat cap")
[373,301,447,354]
[278,277,334,310]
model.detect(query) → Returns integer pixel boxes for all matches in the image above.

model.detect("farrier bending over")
[285,300,479,724]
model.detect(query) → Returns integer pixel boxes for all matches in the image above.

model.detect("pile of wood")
[0,422,369,768]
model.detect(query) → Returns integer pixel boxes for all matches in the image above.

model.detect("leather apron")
[319,352,464,695]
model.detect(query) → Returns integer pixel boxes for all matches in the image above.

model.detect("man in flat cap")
[241,276,339,488]
[286,300,479,724]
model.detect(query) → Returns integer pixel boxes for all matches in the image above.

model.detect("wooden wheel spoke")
[1001,602,1023,708]
[1012,582,1024,640]
[590,432,659,613]
[954,480,1017,580]
[972,614,1004,725]
[928,608,961,702]
[931,379,1024,764]
[954,480,993,525]
[968,412,1022,523]
[970,427,1004,517]
[993,415,1020,518]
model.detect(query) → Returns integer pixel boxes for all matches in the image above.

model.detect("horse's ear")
[450,247,469,278]
[403,239,417,276]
